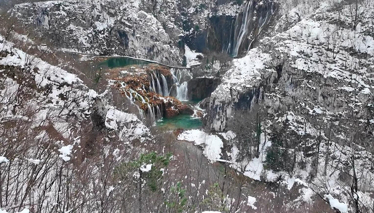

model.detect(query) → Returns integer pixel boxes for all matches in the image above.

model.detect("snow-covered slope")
[0,33,152,212]
[203,0,374,212]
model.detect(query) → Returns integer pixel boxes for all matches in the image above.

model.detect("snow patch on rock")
[177,130,223,162]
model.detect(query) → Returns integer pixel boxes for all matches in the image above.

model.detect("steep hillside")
[205,0,374,212]
[0,0,373,212]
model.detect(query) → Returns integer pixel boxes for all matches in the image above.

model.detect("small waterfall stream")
[161,74,169,96]
[147,103,154,124]
[171,68,192,101]
[177,82,188,101]
[156,105,162,120]
[154,73,163,95]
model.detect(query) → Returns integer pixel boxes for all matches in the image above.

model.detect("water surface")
[156,114,202,130]
[101,57,150,68]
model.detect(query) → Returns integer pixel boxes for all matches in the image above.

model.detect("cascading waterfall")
[171,68,192,101]
[149,71,169,97]
[177,82,188,101]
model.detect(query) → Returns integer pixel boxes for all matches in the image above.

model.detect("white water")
[147,103,154,123]
[149,71,170,97]
[171,68,192,101]
[156,105,162,120]
[231,0,273,56]
[154,72,163,95]
[129,89,146,103]
[161,74,169,96]
[150,73,156,93]
[176,81,188,101]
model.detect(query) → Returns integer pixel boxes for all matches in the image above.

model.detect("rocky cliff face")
[11,0,182,64]
[205,0,374,210]
[208,0,374,132]
[10,0,278,63]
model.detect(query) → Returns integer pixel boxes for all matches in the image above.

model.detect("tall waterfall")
[232,1,254,57]
[231,0,274,57]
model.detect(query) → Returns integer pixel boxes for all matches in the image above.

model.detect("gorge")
[0,0,373,212]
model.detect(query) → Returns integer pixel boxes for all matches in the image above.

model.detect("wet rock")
[165,108,179,118]
[188,77,221,101]
[177,103,194,115]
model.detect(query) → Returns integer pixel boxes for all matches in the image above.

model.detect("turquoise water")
[156,114,202,130]
[102,57,150,68]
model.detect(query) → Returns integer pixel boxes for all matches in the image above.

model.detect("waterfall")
[148,68,192,100]
[149,71,169,96]
[156,105,162,120]
[177,82,188,101]
[232,1,253,57]
[129,89,146,103]
[153,72,162,95]
[150,73,156,92]
[147,103,154,123]
[171,68,192,101]
[161,74,169,96]
[230,0,274,57]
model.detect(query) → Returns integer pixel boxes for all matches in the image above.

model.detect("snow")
[177,130,223,162]
[247,196,257,210]
[58,145,73,162]
[184,45,203,68]
[105,108,151,142]
[1,209,31,213]
[301,188,314,203]
[140,164,152,172]
[325,194,348,213]
[244,157,264,181]
[339,86,355,92]
[27,158,41,165]
[219,131,236,140]
[237,133,271,181]
[361,88,371,95]
[0,156,9,164]
[106,186,115,196]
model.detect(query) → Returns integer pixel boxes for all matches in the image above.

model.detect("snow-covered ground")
[0,33,152,212]
[178,129,223,162]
